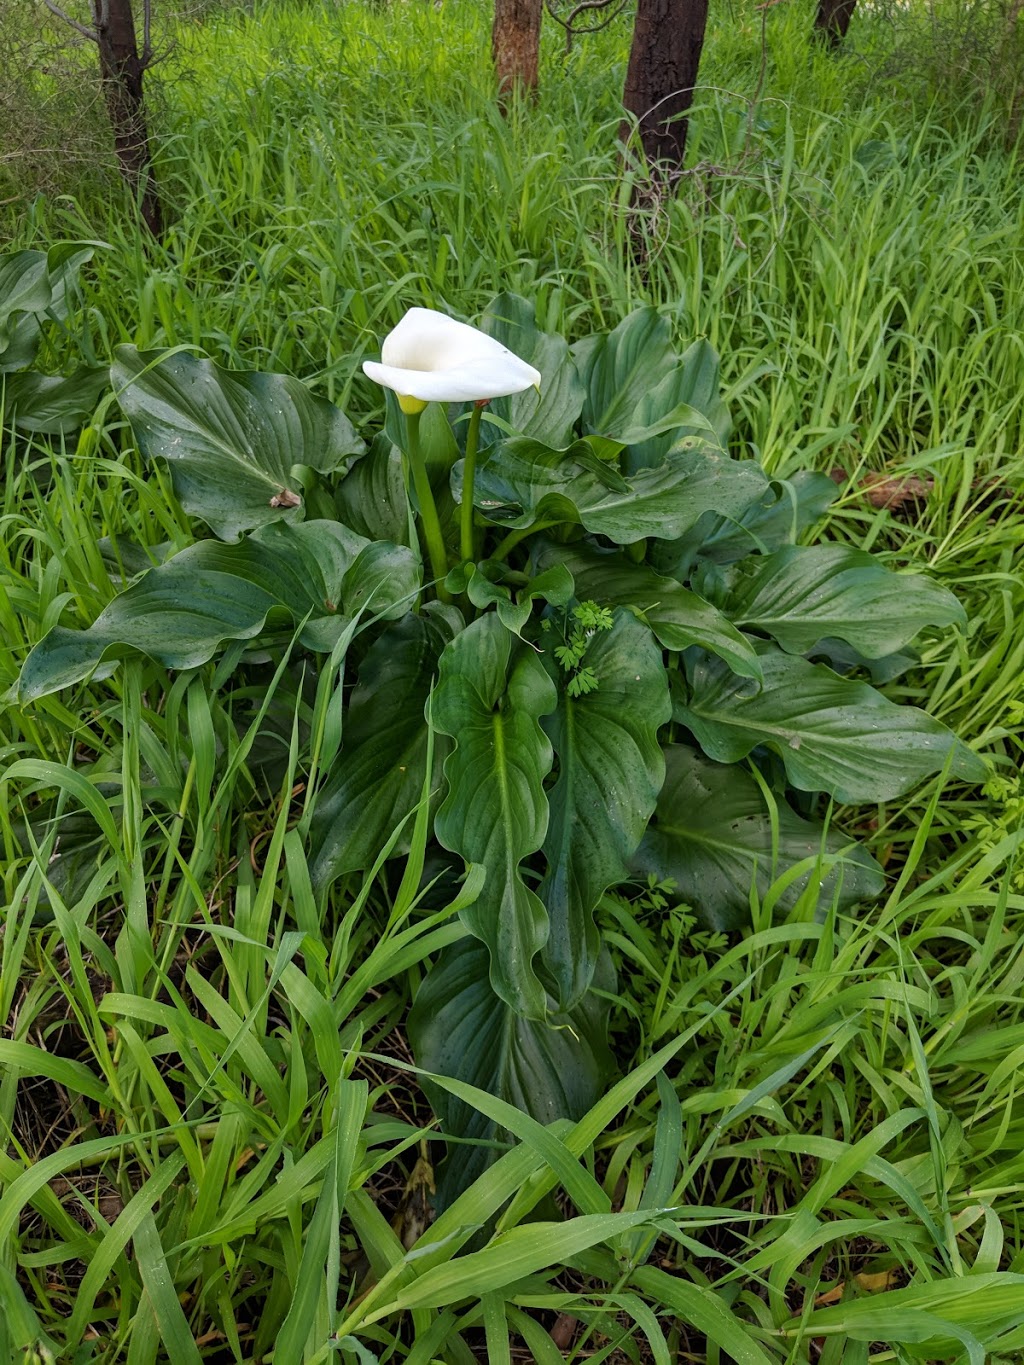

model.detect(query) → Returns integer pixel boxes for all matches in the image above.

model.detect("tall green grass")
[3,0,1024,1360]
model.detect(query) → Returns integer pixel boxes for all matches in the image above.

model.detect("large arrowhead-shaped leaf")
[633,745,884,930]
[0,251,50,358]
[651,470,839,580]
[408,937,614,1203]
[309,609,459,888]
[0,243,96,371]
[572,308,678,434]
[678,648,987,803]
[539,610,670,1008]
[334,432,410,544]
[18,521,419,700]
[479,293,584,449]
[573,309,730,457]
[701,543,966,658]
[112,347,366,541]
[619,339,732,471]
[3,368,109,434]
[532,541,761,681]
[469,437,769,544]
[432,615,557,1019]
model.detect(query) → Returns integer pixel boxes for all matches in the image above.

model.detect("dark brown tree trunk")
[91,0,163,234]
[621,0,709,175]
[814,0,857,48]
[491,0,543,97]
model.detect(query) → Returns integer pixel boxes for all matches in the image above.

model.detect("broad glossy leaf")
[620,339,732,471]
[479,293,584,449]
[334,431,409,544]
[432,615,557,1019]
[113,347,365,541]
[651,470,838,579]
[633,745,884,930]
[470,437,769,544]
[0,243,96,371]
[408,937,614,1202]
[0,250,50,356]
[18,520,419,700]
[678,648,987,803]
[532,541,761,681]
[309,609,459,888]
[702,543,966,658]
[572,308,678,435]
[3,368,109,434]
[539,610,670,1007]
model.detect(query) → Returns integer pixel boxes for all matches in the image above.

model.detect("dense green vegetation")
[3,1,1024,1361]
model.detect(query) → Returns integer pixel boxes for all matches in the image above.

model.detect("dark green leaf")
[471,437,769,544]
[334,432,410,544]
[618,339,732,471]
[702,543,965,658]
[310,609,459,888]
[432,615,557,1019]
[408,937,614,1203]
[678,648,987,803]
[3,367,109,434]
[479,293,584,449]
[0,250,50,357]
[533,542,761,681]
[112,347,365,541]
[18,520,419,700]
[573,308,678,435]
[633,745,884,930]
[539,610,670,1007]
[0,243,96,371]
[651,470,838,579]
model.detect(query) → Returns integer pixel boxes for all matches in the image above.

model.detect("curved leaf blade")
[471,437,769,544]
[707,544,966,658]
[112,347,365,541]
[309,610,459,888]
[633,745,884,930]
[479,293,584,449]
[18,521,419,700]
[408,937,614,1203]
[678,648,987,803]
[539,610,670,1007]
[432,616,557,1019]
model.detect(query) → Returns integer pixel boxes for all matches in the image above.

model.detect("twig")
[41,0,99,43]
[141,0,153,65]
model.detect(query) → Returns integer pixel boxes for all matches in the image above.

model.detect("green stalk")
[460,402,484,564]
[405,409,452,603]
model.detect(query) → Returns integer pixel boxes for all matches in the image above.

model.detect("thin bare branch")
[141,0,153,65]
[41,0,100,43]
[545,0,630,52]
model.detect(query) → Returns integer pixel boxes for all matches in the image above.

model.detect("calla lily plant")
[15,285,985,1204]
[363,307,542,585]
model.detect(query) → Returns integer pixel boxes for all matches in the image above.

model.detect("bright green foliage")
[2,2,1024,1361]
[15,284,983,1206]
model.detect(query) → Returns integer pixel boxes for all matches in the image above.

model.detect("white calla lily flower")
[362,307,541,411]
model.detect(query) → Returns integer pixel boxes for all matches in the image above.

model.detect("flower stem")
[406,410,452,603]
[460,402,484,565]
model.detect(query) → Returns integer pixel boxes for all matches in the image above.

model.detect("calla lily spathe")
[362,307,541,407]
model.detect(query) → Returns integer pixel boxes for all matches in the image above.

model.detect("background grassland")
[3,0,1024,1361]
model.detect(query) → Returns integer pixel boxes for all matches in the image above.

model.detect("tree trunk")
[621,0,709,175]
[814,0,857,48]
[491,0,543,97]
[91,0,163,234]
